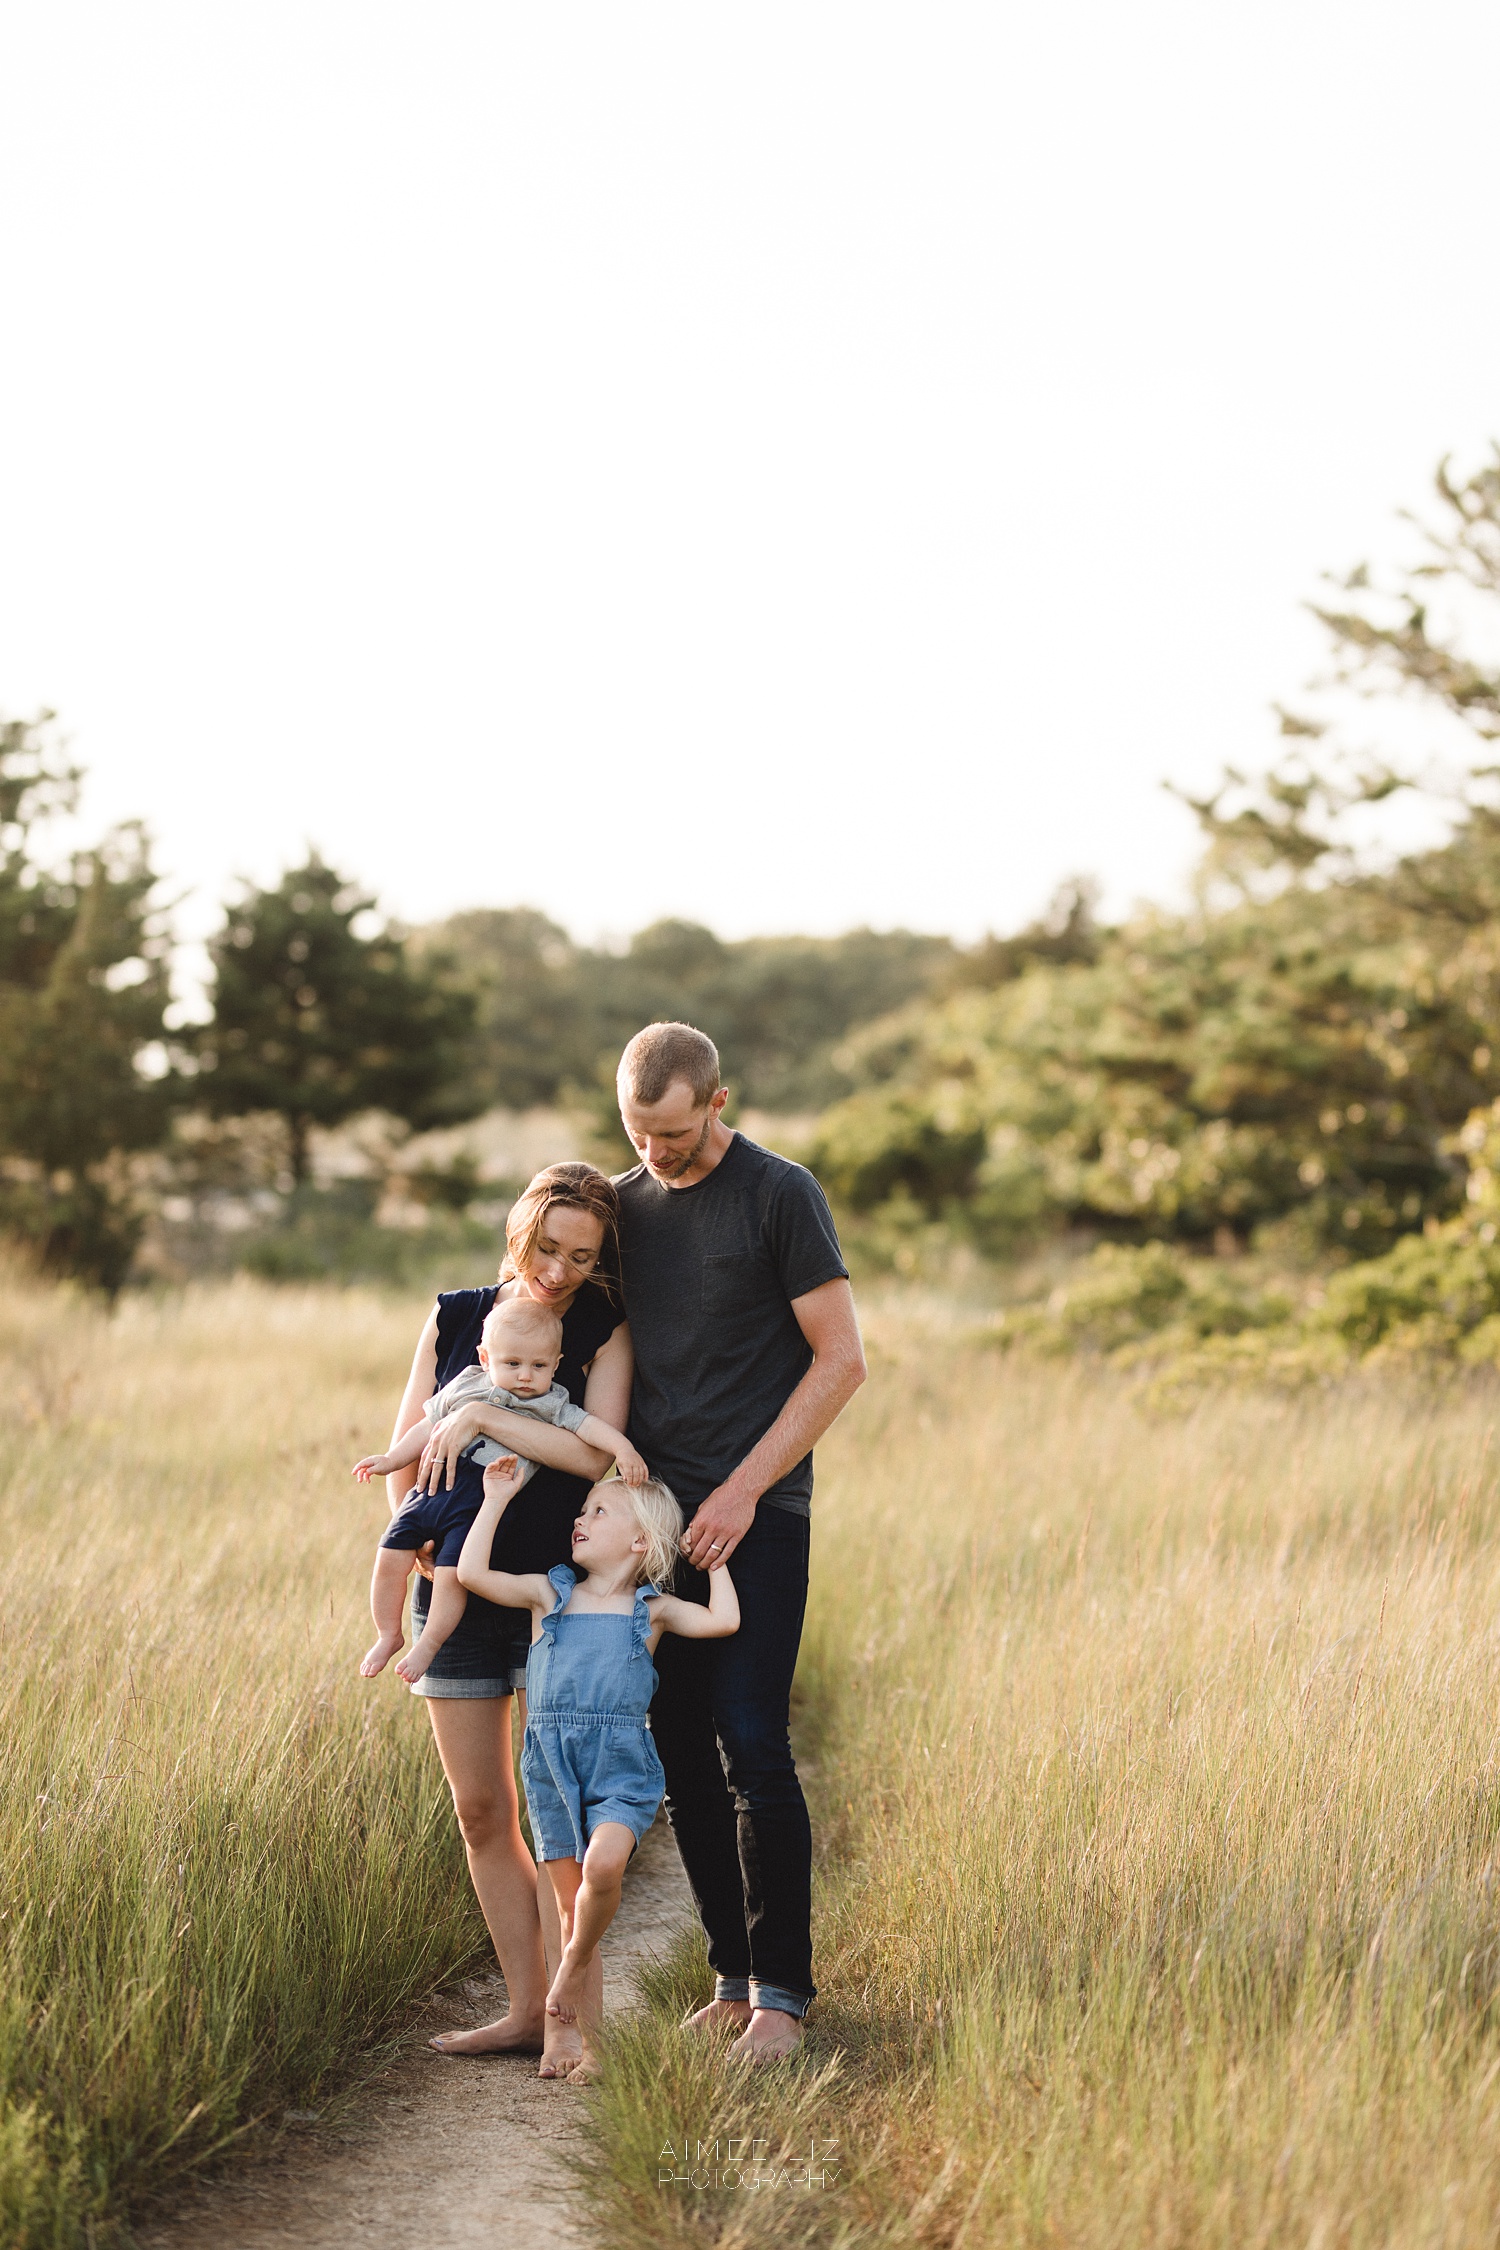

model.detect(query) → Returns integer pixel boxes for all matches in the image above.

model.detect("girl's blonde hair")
[500,1162,621,1303]
[613,1477,683,1589]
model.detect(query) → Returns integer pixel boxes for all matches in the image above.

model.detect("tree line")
[12,445,1499,1299]
[0,716,955,1288]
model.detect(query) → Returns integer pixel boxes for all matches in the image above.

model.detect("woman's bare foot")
[359,1632,403,1678]
[682,1995,752,2034]
[545,1946,590,2025]
[728,2007,803,2063]
[429,2008,545,2057]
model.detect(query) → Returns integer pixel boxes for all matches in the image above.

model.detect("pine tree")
[0,714,175,1288]
[198,855,478,1181]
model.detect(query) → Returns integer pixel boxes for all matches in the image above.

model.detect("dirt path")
[143,1816,693,2250]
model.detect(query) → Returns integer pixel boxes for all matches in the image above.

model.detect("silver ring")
[709,1541,723,1550]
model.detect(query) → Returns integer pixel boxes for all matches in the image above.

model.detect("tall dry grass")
[588,1297,1500,2248]
[0,1277,483,2247]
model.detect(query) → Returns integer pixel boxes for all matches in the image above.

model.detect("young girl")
[457,1455,739,2077]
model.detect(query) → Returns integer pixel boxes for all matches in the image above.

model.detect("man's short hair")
[618,1022,721,1108]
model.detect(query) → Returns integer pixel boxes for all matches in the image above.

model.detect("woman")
[382,1161,629,2079]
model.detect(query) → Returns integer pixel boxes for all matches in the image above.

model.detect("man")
[614,1020,866,2061]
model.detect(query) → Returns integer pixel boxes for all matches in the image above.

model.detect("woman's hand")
[415,1407,485,1493]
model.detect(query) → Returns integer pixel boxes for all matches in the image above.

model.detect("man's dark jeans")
[649,1500,814,2009]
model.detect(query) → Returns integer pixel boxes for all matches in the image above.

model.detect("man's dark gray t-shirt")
[615,1135,849,1517]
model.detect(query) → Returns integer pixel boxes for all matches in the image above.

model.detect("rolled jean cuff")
[714,1977,751,2004]
[749,1980,812,2019]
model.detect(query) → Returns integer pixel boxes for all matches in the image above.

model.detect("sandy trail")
[143,1816,693,2250]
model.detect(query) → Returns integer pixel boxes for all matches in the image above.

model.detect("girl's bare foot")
[545,1946,589,2025]
[538,2021,584,2078]
[429,2008,545,2057]
[682,1996,752,2034]
[395,1641,434,1685]
[360,1632,403,1678]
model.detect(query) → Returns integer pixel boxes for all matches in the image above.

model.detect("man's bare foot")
[682,1995,752,2035]
[429,2008,545,2057]
[395,1640,434,1684]
[545,1945,590,2026]
[728,2007,803,2063]
[360,1632,403,1678]
[566,2046,601,2085]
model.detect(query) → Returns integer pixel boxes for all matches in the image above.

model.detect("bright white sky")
[3,2,1499,963]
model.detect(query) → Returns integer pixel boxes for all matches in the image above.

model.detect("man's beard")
[649,1113,713,1177]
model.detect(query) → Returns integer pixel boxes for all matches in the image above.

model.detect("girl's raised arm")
[455,1460,553,1613]
[652,1563,739,1642]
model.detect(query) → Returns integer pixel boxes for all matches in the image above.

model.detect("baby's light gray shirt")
[424,1367,589,1486]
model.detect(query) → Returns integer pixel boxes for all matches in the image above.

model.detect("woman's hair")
[616,1477,683,1588]
[500,1162,622,1301]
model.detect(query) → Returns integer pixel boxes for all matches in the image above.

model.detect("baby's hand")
[615,1441,650,1487]
[482,1454,524,1502]
[353,1453,394,1482]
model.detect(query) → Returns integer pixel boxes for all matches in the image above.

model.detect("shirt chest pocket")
[701,1250,770,1321]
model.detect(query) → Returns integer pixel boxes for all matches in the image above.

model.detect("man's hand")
[680,1482,758,1570]
[416,1406,484,1493]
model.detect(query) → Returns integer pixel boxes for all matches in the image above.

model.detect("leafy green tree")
[415,908,590,1109]
[808,450,1500,1263]
[197,856,479,1183]
[0,714,176,1288]
[1185,449,1500,890]
[418,909,956,1119]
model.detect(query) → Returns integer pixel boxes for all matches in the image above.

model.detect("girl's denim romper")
[521,1566,666,1861]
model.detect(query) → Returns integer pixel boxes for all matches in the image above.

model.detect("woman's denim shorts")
[409,1658,530,1701]
[408,1585,532,1700]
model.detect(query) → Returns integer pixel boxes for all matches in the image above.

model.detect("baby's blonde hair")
[481,1296,563,1357]
[604,1476,682,1588]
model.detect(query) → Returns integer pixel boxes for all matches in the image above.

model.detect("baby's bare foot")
[545,1947,590,2026]
[395,1640,434,1684]
[360,1632,403,1678]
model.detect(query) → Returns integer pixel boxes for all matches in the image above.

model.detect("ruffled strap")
[632,1581,660,1655]
[540,1565,577,1640]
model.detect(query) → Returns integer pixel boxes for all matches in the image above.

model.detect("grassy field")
[11,1275,1500,2248]
[588,1297,1500,2248]
[0,1277,488,2247]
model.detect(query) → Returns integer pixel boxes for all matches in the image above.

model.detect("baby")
[353,1294,646,1684]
